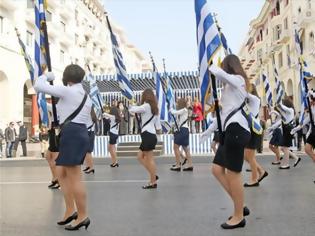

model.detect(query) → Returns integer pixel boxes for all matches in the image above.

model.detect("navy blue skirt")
[87,131,95,153]
[269,128,282,146]
[174,127,189,147]
[56,122,89,166]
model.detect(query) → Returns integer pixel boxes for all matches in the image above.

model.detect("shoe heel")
[85,219,91,230]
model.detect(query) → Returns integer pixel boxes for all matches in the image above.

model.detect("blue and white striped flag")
[34,0,49,126]
[86,73,104,118]
[165,72,176,123]
[299,66,308,124]
[220,31,232,55]
[262,73,273,107]
[153,63,168,131]
[272,61,284,104]
[195,0,222,114]
[106,16,134,100]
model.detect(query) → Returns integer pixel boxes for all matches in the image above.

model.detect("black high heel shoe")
[221,218,246,229]
[85,169,95,174]
[48,180,58,189]
[83,167,90,172]
[65,217,90,231]
[142,183,157,189]
[170,166,181,171]
[57,212,78,225]
[110,163,119,168]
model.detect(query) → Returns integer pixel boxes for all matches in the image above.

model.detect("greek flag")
[220,31,232,55]
[16,30,34,82]
[195,0,222,113]
[299,66,308,124]
[153,63,168,132]
[262,73,273,107]
[34,0,49,126]
[86,73,104,118]
[106,16,134,100]
[272,62,284,104]
[165,72,176,123]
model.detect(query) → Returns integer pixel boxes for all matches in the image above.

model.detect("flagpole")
[149,52,179,132]
[41,17,58,126]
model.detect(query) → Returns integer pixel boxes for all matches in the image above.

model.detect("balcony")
[298,9,315,27]
[59,30,74,47]
[46,20,59,40]
[279,29,291,44]
[83,25,94,38]
[59,0,73,19]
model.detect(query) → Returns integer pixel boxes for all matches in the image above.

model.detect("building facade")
[0,0,150,134]
[238,0,315,117]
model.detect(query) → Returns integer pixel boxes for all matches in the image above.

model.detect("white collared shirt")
[129,103,161,134]
[209,65,250,132]
[103,112,119,135]
[170,108,188,129]
[34,77,92,125]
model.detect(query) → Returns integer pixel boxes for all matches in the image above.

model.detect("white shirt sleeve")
[170,108,186,115]
[129,103,149,114]
[209,64,244,88]
[33,76,69,98]
[155,116,162,130]
[103,112,115,120]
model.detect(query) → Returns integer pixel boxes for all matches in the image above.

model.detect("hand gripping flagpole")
[149,52,179,132]
[41,17,58,127]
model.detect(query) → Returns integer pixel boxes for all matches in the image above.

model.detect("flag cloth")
[261,73,273,107]
[298,64,308,124]
[153,63,168,131]
[86,73,104,118]
[164,71,176,124]
[106,16,134,100]
[272,61,284,104]
[220,31,232,55]
[17,33,34,82]
[194,0,222,114]
[34,0,49,126]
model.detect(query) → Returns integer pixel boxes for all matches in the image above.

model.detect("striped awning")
[87,71,199,92]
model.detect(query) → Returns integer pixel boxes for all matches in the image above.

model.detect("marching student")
[34,64,92,231]
[291,90,315,163]
[103,106,121,167]
[200,54,251,229]
[83,108,98,174]
[268,109,283,165]
[243,85,268,187]
[170,98,193,171]
[269,97,301,169]
[129,88,161,189]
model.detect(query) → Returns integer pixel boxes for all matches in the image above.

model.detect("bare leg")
[269,144,281,163]
[244,149,259,183]
[211,164,232,199]
[288,150,299,161]
[137,150,150,172]
[66,166,87,224]
[305,143,315,161]
[143,151,157,184]
[211,141,217,154]
[84,153,94,169]
[46,151,59,181]
[183,146,193,167]
[56,166,75,221]
[226,170,244,224]
[173,144,181,167]
[109,144,117,164]
[281,147,289,166]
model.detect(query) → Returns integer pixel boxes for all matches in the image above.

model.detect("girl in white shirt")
[103,106,121,167]
[268,109,283,165]
[244,85,268,187]
[129,89,161,189]
[34,64,91,230]
[200,55,251,229]
[270,98,300,169]
[170,98,193,171]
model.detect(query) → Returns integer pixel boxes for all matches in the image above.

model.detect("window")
[285,0,289,6]
[60,21,66,32]
[257,49,263,62]
[0,16,3,34]
[75,10,79,26]
[100,48,104,56]
[276,1,280,15]
[284,17,288,30]
[260,29,263,41]
[75,58,79,64]
[278,52,283,68]
[75,34,79,45]
[93,43,96,55]
[26,30,33,47]
[60,50,64,64]
[286,45,291,67]
[46,10,52,22]
[274,24,282,40]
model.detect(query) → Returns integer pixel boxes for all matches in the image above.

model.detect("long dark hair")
[177,98,187,110]
[110,106,121,123]
[282,96,295,112]
[221,54,250,92]
[141,89,159,115]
